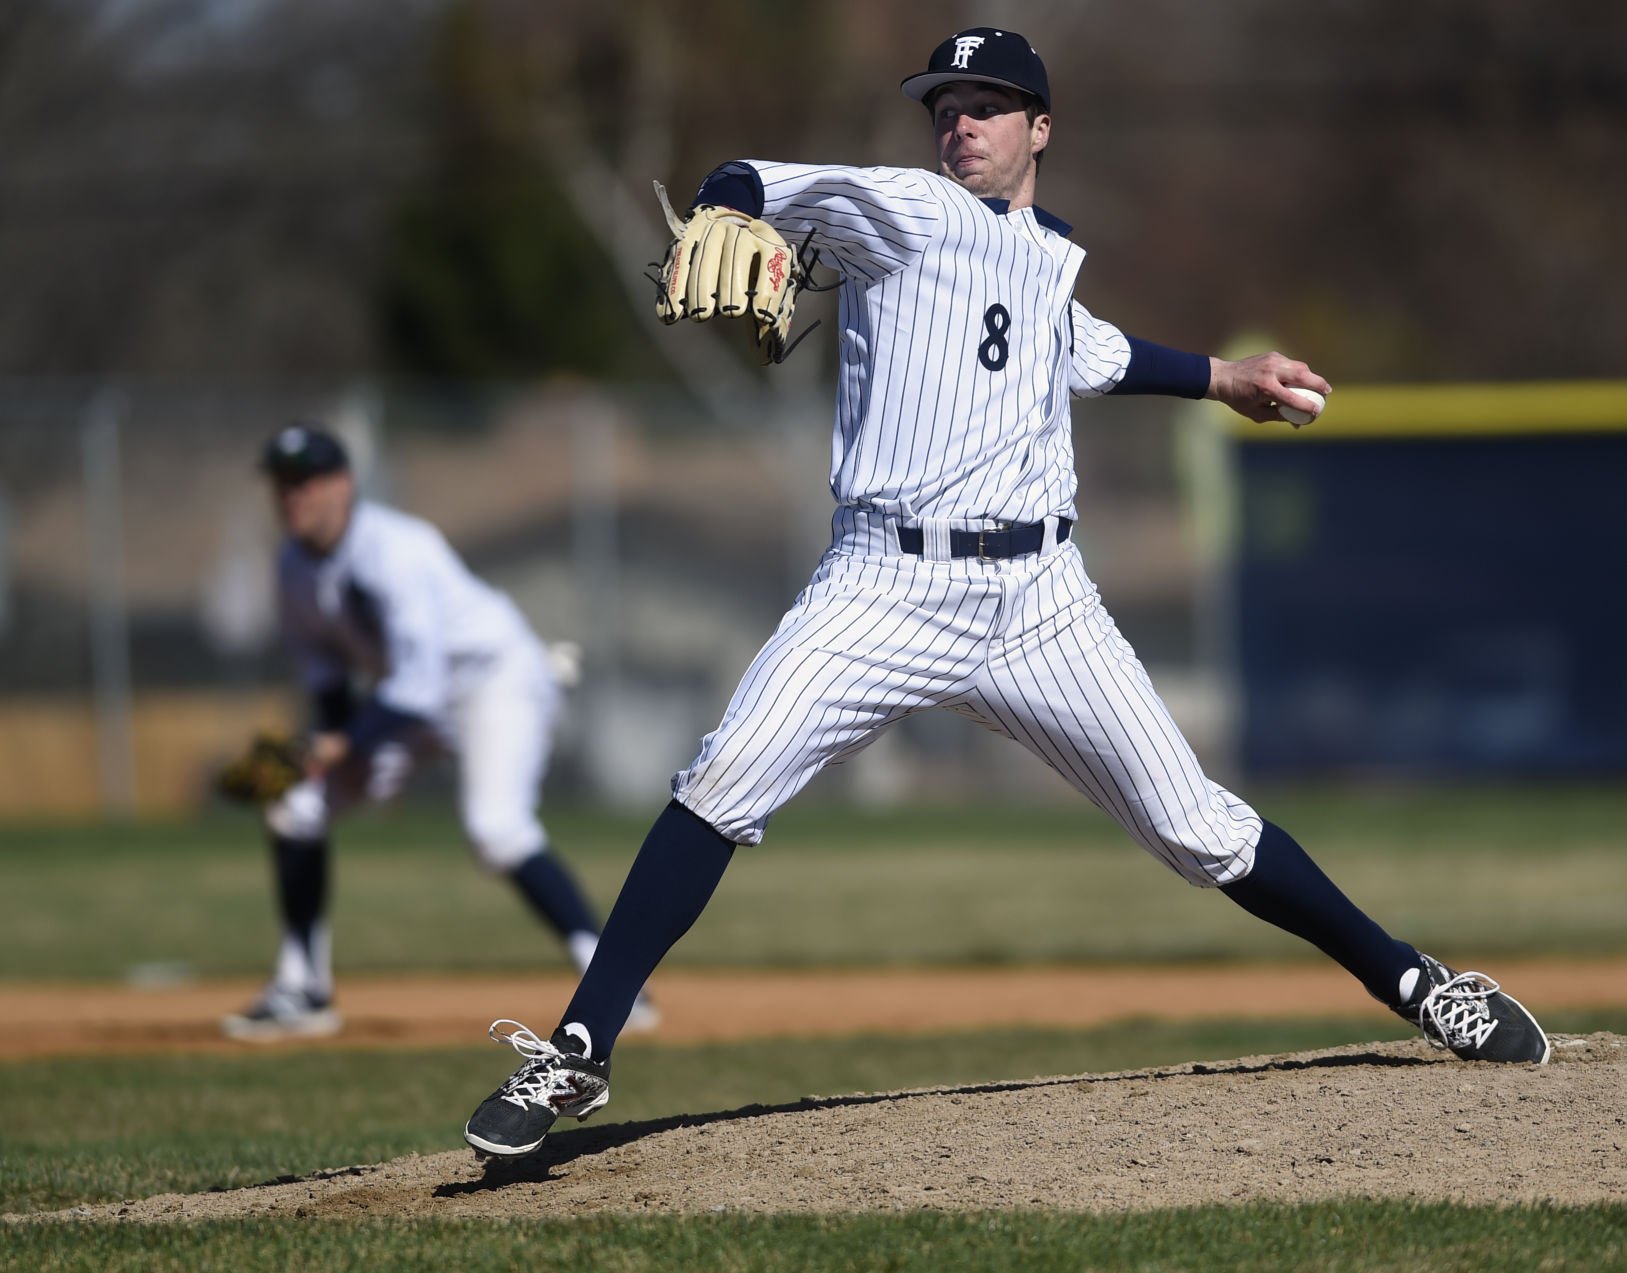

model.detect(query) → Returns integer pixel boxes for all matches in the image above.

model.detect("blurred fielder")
[463,27,1548,1157]
[221,423,655,1040]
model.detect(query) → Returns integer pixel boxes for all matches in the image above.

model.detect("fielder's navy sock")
[559,800,734,1057]
[1221,820,1419,1005]
[508,849,601,940]
[272,834,327,960]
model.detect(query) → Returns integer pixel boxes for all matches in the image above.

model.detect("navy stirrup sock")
[1221,820,1418,1005]
[559,800,735,1057]
[272,834,327,958]
[509,849,600,939]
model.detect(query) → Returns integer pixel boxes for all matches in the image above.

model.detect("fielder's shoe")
[623,992,662,1035]
[463,1019,611,1158]
[1395,953,1550,1064]
[221,985,341,1042]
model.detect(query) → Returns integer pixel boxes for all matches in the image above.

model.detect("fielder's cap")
[259,423,349,483]
[900,28,1051,113]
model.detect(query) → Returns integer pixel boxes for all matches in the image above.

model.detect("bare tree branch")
[549,135,766,419]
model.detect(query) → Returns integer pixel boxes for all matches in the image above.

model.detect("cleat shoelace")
[487,1018,582,1111]
[1416,972,1501,1053]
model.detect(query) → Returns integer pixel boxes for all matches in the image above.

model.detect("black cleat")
[463,1020,611,1158]
[221,985,341,1041]
[1395,953,1551,1064]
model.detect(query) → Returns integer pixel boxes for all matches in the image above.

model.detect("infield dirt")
[5,956,1627,1059]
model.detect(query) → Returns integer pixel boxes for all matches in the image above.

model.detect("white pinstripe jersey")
[748,160,1131,526]
[277,501,537,722]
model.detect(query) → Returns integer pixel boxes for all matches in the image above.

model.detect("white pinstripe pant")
[673,514,1262,885]
[266,637,562,872]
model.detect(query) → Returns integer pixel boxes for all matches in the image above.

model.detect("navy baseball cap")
[259,423,349,483]
[900,28,1050,113]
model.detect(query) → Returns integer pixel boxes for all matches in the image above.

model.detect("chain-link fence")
[0,377,1219,817]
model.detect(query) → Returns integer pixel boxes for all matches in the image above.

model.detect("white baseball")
[1277,387,1325,426]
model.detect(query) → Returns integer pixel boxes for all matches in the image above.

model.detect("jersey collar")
[980,197,1072,237]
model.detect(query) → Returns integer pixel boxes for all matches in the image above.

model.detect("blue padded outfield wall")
[1232,382,1627,777]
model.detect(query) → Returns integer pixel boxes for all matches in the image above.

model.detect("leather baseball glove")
[653,182,813,363]
[215,732,307,805]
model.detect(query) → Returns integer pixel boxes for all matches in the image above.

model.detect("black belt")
[896,518,1072,560]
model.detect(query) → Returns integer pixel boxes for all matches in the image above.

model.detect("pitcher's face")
[932,82,1048,205]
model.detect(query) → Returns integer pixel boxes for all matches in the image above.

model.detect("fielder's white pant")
[266,637,563,872]
[673,509,1261,886]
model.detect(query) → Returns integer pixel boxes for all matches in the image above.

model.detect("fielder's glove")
[652,181,818,364]
[215,732,307,805]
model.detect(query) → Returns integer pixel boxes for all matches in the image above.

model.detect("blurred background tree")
[0,0,1622,386]
[375,2,653,381]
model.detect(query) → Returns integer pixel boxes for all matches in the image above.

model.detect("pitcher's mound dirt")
[31,1032,1625,1222]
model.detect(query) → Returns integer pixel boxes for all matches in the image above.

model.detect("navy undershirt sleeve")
[1111,336,1212,399]
[344,698,428,757]
[692,162,765,217]
[310,682,355,733]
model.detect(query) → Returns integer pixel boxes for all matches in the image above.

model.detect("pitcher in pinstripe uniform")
[463,27,1549,1159]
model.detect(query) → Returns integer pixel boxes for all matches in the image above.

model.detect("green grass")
[3,788,1624,1267]
[6,1010,1627,1217]
[6,1204,1626,1273]
[3,786,1626,980]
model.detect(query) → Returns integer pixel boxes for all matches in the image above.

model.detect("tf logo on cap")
[259,423,350,484]
[900,28,1051,112]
